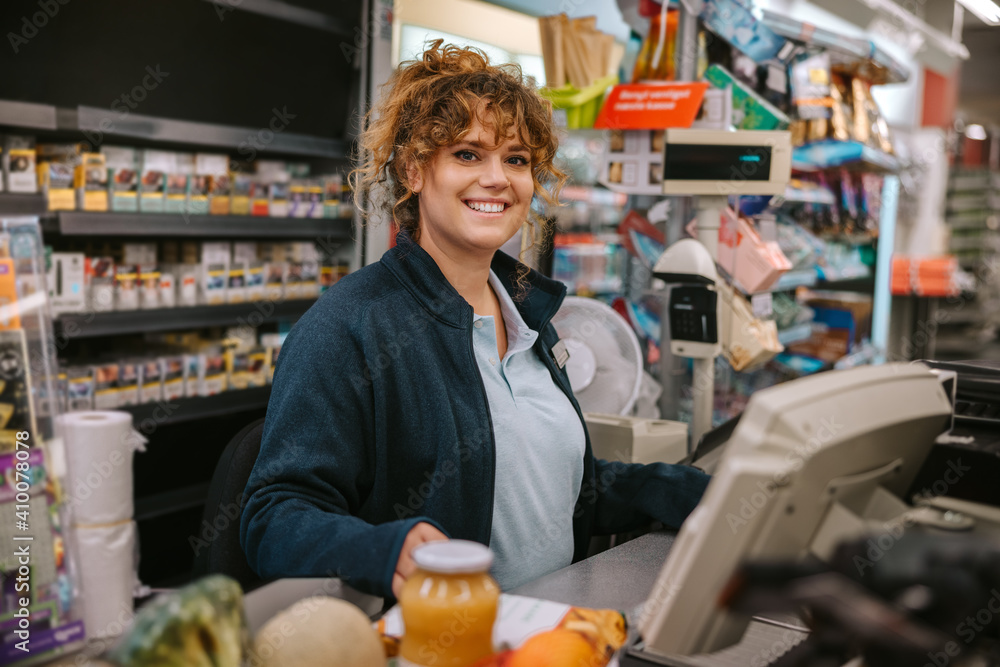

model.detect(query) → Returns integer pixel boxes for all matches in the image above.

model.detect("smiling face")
[409,112,534,263]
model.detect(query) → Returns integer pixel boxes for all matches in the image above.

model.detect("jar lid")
[411,540,493,574]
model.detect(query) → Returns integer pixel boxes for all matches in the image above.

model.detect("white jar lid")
[411,540,493,574]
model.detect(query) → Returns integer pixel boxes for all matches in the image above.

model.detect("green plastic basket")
[540,75,618,129]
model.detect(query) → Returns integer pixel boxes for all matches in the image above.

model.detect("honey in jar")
[398,540,500,667]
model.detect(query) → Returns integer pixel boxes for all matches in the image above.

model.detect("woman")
[239,41,710,600]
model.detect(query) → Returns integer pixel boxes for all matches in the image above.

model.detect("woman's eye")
[454,150,477,161]
[507,156,529,166]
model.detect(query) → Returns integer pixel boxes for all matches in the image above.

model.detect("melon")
[250,596,383,667]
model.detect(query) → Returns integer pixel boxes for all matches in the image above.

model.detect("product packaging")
[299,260,319,298]
[117,360,140,406]
[165,152,192,214]
[209,171,232,215]
[115,264,140,311]
[161,356,185,400]
[183,353,200,398]
[246,260,265,301]
[227,263,247,304]
[105,146,140,212]
[703,64,790,130]
[700,0,786,62]
[139,270,160,309]
[159,271,176,307]
[250,181,270,217]
[264,262,285,300]
[93,362,121,409]
[193,153,227,215]
[86,256,116,312]
[790,53,832,120]
[4,135,38,193]
[140,149,173,212]
[140,359,164,403]
[200,349,228,396]
[307,181,324,218]
[47,252,86,314]
[260,332,283,384]
[178,265,199,306]
[288,180,307,218]
[37,143,81,211]
[74,152,109,211]
[323,174,342,218]
[270,180,290,217]
[231,173,252,215]
[66,366,95,411]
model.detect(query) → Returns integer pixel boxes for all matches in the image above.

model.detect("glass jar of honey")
[398,540,500,667]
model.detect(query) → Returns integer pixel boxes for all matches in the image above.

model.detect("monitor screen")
[637,363,953,658]
[663,144,773,182]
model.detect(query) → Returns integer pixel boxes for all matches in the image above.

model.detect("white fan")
[550,296,644,415]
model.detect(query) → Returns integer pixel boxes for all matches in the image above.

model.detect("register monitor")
[661,128,792,196]
[638,363,953,657]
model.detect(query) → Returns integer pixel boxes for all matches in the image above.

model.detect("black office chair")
[191,417,266,591]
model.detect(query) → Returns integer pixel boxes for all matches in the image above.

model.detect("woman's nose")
[479,157,509,189]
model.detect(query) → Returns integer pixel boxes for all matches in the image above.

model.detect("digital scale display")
[663,144,773,182]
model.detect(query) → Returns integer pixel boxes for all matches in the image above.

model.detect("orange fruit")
[507,629,600,667]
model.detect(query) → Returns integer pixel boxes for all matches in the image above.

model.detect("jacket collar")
[380,230,567,331]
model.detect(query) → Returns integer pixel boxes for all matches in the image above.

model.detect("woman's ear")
[406,161,423,194]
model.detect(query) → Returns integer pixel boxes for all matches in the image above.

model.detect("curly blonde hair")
[351,40,566,259]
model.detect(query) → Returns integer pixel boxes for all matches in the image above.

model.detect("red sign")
[594,82,709,130]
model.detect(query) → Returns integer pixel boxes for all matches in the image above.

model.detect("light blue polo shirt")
[474,271,585,591]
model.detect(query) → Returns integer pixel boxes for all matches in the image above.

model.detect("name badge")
[551,340,570,369]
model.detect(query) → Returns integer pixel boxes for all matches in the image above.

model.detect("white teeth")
[466,201,504,213]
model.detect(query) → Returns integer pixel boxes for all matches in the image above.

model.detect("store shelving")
[792,140,900,173]
[56,299,316,338]
[0,193,47,216]
[42,211,353,238]
[0,99,347,160]
[122,386,272,427]
[197,0,353,36]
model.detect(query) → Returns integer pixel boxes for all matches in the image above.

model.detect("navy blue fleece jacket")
[239,232,710,599]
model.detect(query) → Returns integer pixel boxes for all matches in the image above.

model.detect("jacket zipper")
[469,321,497,542]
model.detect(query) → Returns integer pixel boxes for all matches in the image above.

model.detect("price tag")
[751,292,773,318]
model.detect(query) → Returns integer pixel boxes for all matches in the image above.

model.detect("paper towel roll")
[58,411,142,525]
[71,521,138,639]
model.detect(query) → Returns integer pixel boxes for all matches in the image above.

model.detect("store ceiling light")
[966,124,988,140]
[956,0,1000,25]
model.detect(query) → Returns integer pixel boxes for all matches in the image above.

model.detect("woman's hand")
[393,522,449,598]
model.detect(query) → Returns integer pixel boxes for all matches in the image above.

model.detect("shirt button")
[474,320,484,329]
[489,358,497,365]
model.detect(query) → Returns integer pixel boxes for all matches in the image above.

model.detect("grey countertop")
[510,531,677,612]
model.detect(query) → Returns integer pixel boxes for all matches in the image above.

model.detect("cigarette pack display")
[250,181,270,216]
[203,263,228,305]
[323,174,342,218]
[270,180,290,217]
[66,366,95,411]
[159,271,176,307]
[93,362,120,409]
[162,356,185,401]
[246,260,265,301]
[105,146,140,212]
[209,173,231,215]
[289,181,307,218]
[38,161,76,211]
[200,350,228,396]
[124,242,157,269]
[227,263,247,304]
[164,152,193,213]
[74,152,109,211]
[86,256,116,312]
[703,64,790,130]
[307,182,324,218]
[194,153,227,215]
[284,262,303,299]
[115,264,140,311]
[226,349,251,390]
[183,354,200,398]
[260,333,283,384]
[139,359,164,404]
[47,252,86,314]
[139,270,160,310]
[231,173,252,215]
[118,360,140,406]
[265,262,285,300]
[178,266,198,307]
[140,150,173,213]
[3,135,37,193]
[188,174,210,214]
[299,260,319,298]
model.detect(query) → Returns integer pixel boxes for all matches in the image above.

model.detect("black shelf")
[198,0,353,37]
[46,211,353,238]
[57,299,315,339]
[136,483,211,522]
[123,386,271,427]
[0,193,47,216]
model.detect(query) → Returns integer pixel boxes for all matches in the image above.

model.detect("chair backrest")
[192,417,266,591]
